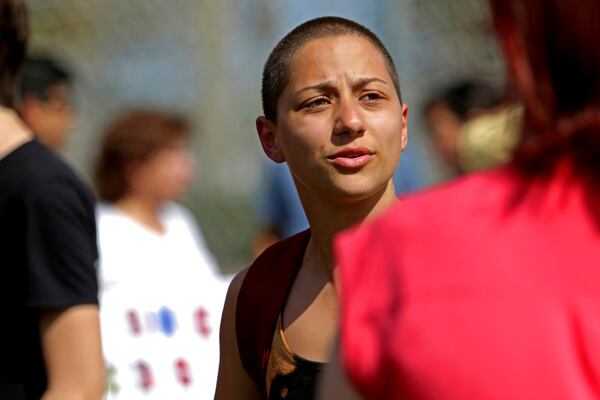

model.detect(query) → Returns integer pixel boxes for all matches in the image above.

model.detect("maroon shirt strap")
[236,229,311,398]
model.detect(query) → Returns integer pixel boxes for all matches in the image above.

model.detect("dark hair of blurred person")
[0,1,104,399]
[320,1,600,399]
[18,55,75,151]
[424,80,503,174]
[94,110,194,232]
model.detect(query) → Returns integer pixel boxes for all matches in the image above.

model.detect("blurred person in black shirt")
[0,1,105,399]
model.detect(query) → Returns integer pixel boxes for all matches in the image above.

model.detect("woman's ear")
[400,103,409,151]
[256,116,286,163]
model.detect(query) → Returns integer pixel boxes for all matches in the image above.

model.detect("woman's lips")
[328,148,374,169]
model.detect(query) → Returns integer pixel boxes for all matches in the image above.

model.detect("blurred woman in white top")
[94,110,226,399]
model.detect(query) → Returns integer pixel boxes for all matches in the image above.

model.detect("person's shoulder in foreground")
[331,163,600,399]
[4,139,92,198]
[337,164,515,250]
[334,165,517,358]
[335,164,515,275]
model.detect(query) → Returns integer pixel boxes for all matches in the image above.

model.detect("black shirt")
[0,140,98,400]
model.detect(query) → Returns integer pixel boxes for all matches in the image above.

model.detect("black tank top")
[266,314,326,399]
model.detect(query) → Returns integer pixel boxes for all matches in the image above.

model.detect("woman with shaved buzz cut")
[215,16,410,400]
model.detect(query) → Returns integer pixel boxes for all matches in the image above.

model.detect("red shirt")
[336,163,600,399]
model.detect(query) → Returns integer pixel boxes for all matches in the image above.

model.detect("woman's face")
[258,34,408,203]
[129,137,195,202]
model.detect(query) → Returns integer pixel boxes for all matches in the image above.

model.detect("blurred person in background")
[18,55,75,152]
[94,109,225,399]
[216,16,408,399]
[0,1,104,399]
[423,79,504,176]
[321,0,600,399]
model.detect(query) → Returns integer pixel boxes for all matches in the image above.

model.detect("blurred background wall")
[28,0,504,273]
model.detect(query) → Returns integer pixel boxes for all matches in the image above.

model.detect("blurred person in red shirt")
[321,0,600,399]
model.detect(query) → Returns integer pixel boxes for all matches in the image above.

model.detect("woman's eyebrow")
[349,77,389,88]
[293,80,336,97]
[294,77,389,97]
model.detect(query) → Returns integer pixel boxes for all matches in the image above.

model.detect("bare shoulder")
[215,267,260,399]
[222,267,249,324]
[220,267,249,335]
[229,267,249,300]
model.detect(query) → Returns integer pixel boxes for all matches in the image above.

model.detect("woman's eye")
[362,92,382,101]
[305,98,329,110]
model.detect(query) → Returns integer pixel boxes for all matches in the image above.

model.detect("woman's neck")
[298,179,397,281]
[115,193,165,234]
